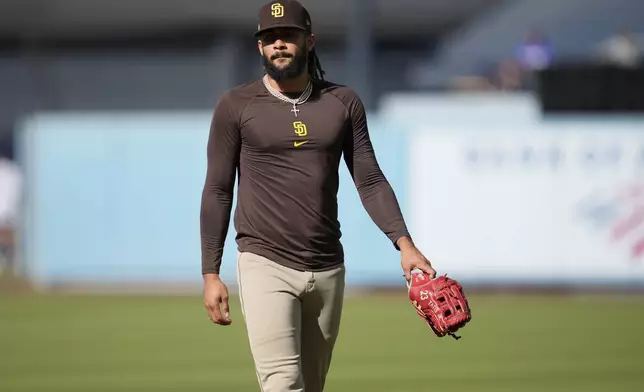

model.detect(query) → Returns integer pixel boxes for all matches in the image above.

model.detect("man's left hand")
[397,236,437,281]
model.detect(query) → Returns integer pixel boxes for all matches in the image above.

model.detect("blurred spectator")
[516,28,555,71]
[496,60,524,91]
[449,75,496,92]
[0,153,22,275]
[596,28,642,68]
[449,60,525,92]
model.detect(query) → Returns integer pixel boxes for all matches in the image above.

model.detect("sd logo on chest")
[292,121,309,148]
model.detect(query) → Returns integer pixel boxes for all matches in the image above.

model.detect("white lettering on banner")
[463,144,632,170]
[407,125,644,283]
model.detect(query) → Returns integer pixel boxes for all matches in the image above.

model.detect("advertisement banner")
[408,123,644,284]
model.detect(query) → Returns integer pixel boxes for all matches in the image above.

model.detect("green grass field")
[1,291,643,392]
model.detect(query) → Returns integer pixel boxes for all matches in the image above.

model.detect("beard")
[262,46,308,82]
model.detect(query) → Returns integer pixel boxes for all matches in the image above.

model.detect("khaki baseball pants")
[236,251,345,392]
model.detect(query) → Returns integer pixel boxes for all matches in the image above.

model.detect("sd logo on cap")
[255,0,312,37]
[271,3,284,18]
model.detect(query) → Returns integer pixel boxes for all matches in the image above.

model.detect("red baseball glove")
[407,271,472,340]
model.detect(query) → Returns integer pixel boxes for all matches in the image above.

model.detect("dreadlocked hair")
[307,49,326,81]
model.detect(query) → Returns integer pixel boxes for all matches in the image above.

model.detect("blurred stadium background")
[1,1,644,391]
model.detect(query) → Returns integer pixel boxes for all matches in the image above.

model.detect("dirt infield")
[3,271,644,298]
[0,271,33,295]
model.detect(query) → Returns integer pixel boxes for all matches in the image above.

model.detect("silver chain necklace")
[262,74,312,117]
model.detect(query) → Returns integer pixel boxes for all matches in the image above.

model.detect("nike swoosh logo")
[293,141,309,147]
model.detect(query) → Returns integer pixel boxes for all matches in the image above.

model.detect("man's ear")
[307,34,316,52]
[257,40,263,55]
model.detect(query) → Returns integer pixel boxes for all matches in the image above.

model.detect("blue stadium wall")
[15,96,644,288]
[15,111,410,288]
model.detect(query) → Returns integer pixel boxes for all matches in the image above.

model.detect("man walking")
[200,1,437,391]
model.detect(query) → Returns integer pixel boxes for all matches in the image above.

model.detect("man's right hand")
[203,274,232,326]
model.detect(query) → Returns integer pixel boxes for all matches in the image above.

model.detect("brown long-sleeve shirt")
[200,78,409,274]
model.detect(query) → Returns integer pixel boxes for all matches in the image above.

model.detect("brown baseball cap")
[254,0,312,37]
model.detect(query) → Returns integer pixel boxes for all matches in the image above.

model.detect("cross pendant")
[291,105,299,117]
